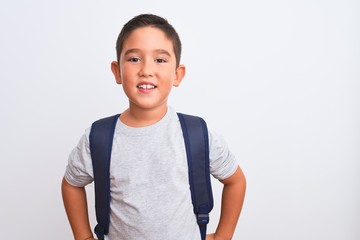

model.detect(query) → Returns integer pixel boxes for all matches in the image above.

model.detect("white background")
[1,1,359,239]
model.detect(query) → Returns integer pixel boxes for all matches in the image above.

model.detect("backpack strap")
[89,114,120,240]
[177,113,214,240]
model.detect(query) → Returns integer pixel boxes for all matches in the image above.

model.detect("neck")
[120,104,168,127]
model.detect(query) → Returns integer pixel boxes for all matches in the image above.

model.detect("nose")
[139,59,154,77]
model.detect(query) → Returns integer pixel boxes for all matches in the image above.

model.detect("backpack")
[89,112,213,240]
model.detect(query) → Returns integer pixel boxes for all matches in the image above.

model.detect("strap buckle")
[94,224,106,240]
[197,213,209,225]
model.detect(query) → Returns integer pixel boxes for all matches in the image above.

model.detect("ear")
[173,64,186,87]
[111,61,122,84]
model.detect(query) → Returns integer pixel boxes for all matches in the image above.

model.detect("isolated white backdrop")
[0,1,359,239]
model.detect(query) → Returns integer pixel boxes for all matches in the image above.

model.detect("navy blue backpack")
[89,113,213,240]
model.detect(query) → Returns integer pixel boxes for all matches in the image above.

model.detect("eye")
[128,57,141,62]
[155,58,167,63]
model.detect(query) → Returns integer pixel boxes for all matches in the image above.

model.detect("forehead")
[122,26,174,54]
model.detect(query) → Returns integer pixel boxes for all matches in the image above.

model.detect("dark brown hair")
[115,14,182,66]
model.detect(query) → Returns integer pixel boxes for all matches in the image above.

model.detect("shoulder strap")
[177,113,214,240]
[89,114,120,240]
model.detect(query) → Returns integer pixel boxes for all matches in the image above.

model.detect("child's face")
[112,26,185,112]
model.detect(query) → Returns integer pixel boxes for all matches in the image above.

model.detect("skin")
[62,26,246,240]
[61,178,94,240]
[111,26,185,128]
[206,167,246,240]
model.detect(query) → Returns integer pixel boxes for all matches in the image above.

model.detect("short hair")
[115,14,182,67]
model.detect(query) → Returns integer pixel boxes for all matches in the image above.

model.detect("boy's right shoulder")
[88,114,120,130]
[92,113,120,123]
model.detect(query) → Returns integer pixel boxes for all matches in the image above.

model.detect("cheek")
[120,66,137,81]
[161,68,177,81]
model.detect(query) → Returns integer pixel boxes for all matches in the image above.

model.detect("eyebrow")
[124,48,172,57]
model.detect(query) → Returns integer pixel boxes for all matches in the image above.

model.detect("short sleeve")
[209,130,238,180]
[64,128,94,187]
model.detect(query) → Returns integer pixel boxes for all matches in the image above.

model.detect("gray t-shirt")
[64,107,238,240]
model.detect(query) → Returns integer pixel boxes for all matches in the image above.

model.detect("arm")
[61,177,95,240]
[207,166,247,240]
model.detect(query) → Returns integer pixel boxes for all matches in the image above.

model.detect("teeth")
[138,84,156,89]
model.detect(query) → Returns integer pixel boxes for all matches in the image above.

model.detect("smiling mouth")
[137,84,157,89]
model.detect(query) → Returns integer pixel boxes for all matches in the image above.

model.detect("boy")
[62,13,246,240]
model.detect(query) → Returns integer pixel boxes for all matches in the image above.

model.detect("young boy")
[62,14,246,240]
